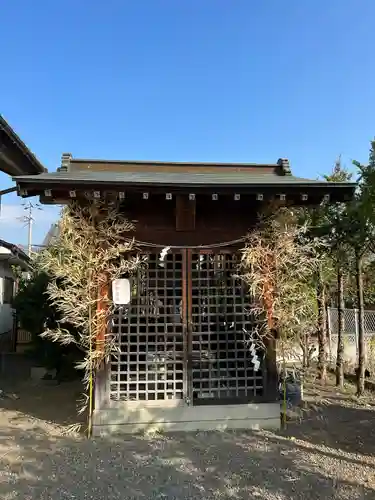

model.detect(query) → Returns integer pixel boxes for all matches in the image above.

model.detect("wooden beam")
[176,195,196,231]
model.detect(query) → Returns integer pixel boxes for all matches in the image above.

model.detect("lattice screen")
[110,250,265,405]
[190,253,264,402]
[110,253,184,402]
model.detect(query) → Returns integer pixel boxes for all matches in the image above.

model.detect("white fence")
[327,307,375,364]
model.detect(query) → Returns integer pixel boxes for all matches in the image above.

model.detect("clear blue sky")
[1,0,374,245]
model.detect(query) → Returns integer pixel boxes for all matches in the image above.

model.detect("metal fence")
[327,307,375,361]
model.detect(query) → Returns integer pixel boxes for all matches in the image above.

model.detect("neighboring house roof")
[0,115,46,176]
[0,239,30,269]
[18,244,43,255]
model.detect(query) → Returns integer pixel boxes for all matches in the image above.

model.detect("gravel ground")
[0,378,375,499]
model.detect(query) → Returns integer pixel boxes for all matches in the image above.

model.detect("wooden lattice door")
[110,252,185,403]
[109,249,265,405]
[186,250,264,405]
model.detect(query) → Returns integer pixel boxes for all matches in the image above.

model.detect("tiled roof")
[14,169,352,188]
[0,239,30,264]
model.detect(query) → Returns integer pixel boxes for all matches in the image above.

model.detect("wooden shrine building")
[14,155,355,434]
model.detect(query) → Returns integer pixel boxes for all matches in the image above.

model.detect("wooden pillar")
[185,249,193,404]
[93,276,110,414]
[94,360,110,411]
[96,277,109,354]
[265,335,278,400]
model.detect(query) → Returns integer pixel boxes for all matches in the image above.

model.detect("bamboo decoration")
[35,200,143,435]
[240,208,320,426]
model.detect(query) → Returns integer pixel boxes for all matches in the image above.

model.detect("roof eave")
[12,175,357,190]
[0,238,30,266]
[0,116,47,175]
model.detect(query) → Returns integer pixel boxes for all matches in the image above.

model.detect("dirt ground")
[0,376,375,499]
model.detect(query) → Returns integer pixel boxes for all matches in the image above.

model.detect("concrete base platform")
[92,401,280,436]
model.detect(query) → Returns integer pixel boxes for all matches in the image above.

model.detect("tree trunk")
[336,265,344,387]
[301,334,310,370]
[317,267,327,383]
[325,299,332,367]
[355,249,365,396]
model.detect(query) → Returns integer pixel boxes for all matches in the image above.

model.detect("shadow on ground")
[283,401,375,458]
[1,418,375,498]
[0,379,85,427]
[0,425,374,499]
[0,379,375,499]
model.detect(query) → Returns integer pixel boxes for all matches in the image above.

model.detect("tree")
[301,158,353,386]
[13,270,63,371]
[304,207,333,383]
[316,261,328,382]
[13,269,81,377]
[351,140,375,395]
[13,270,54,339]
[343,256,375,308]
[336,256,345,387]
[322,158,353,387]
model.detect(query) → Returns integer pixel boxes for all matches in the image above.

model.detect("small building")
[0,116,45,349]
[13,154,354,434]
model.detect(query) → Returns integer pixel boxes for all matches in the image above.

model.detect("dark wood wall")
[123,194,260,247]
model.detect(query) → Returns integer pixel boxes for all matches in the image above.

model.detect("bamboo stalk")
[87,268,93,438]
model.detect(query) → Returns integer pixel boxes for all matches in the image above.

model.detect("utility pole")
[27,206,33,257]
[18,201,42,257]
